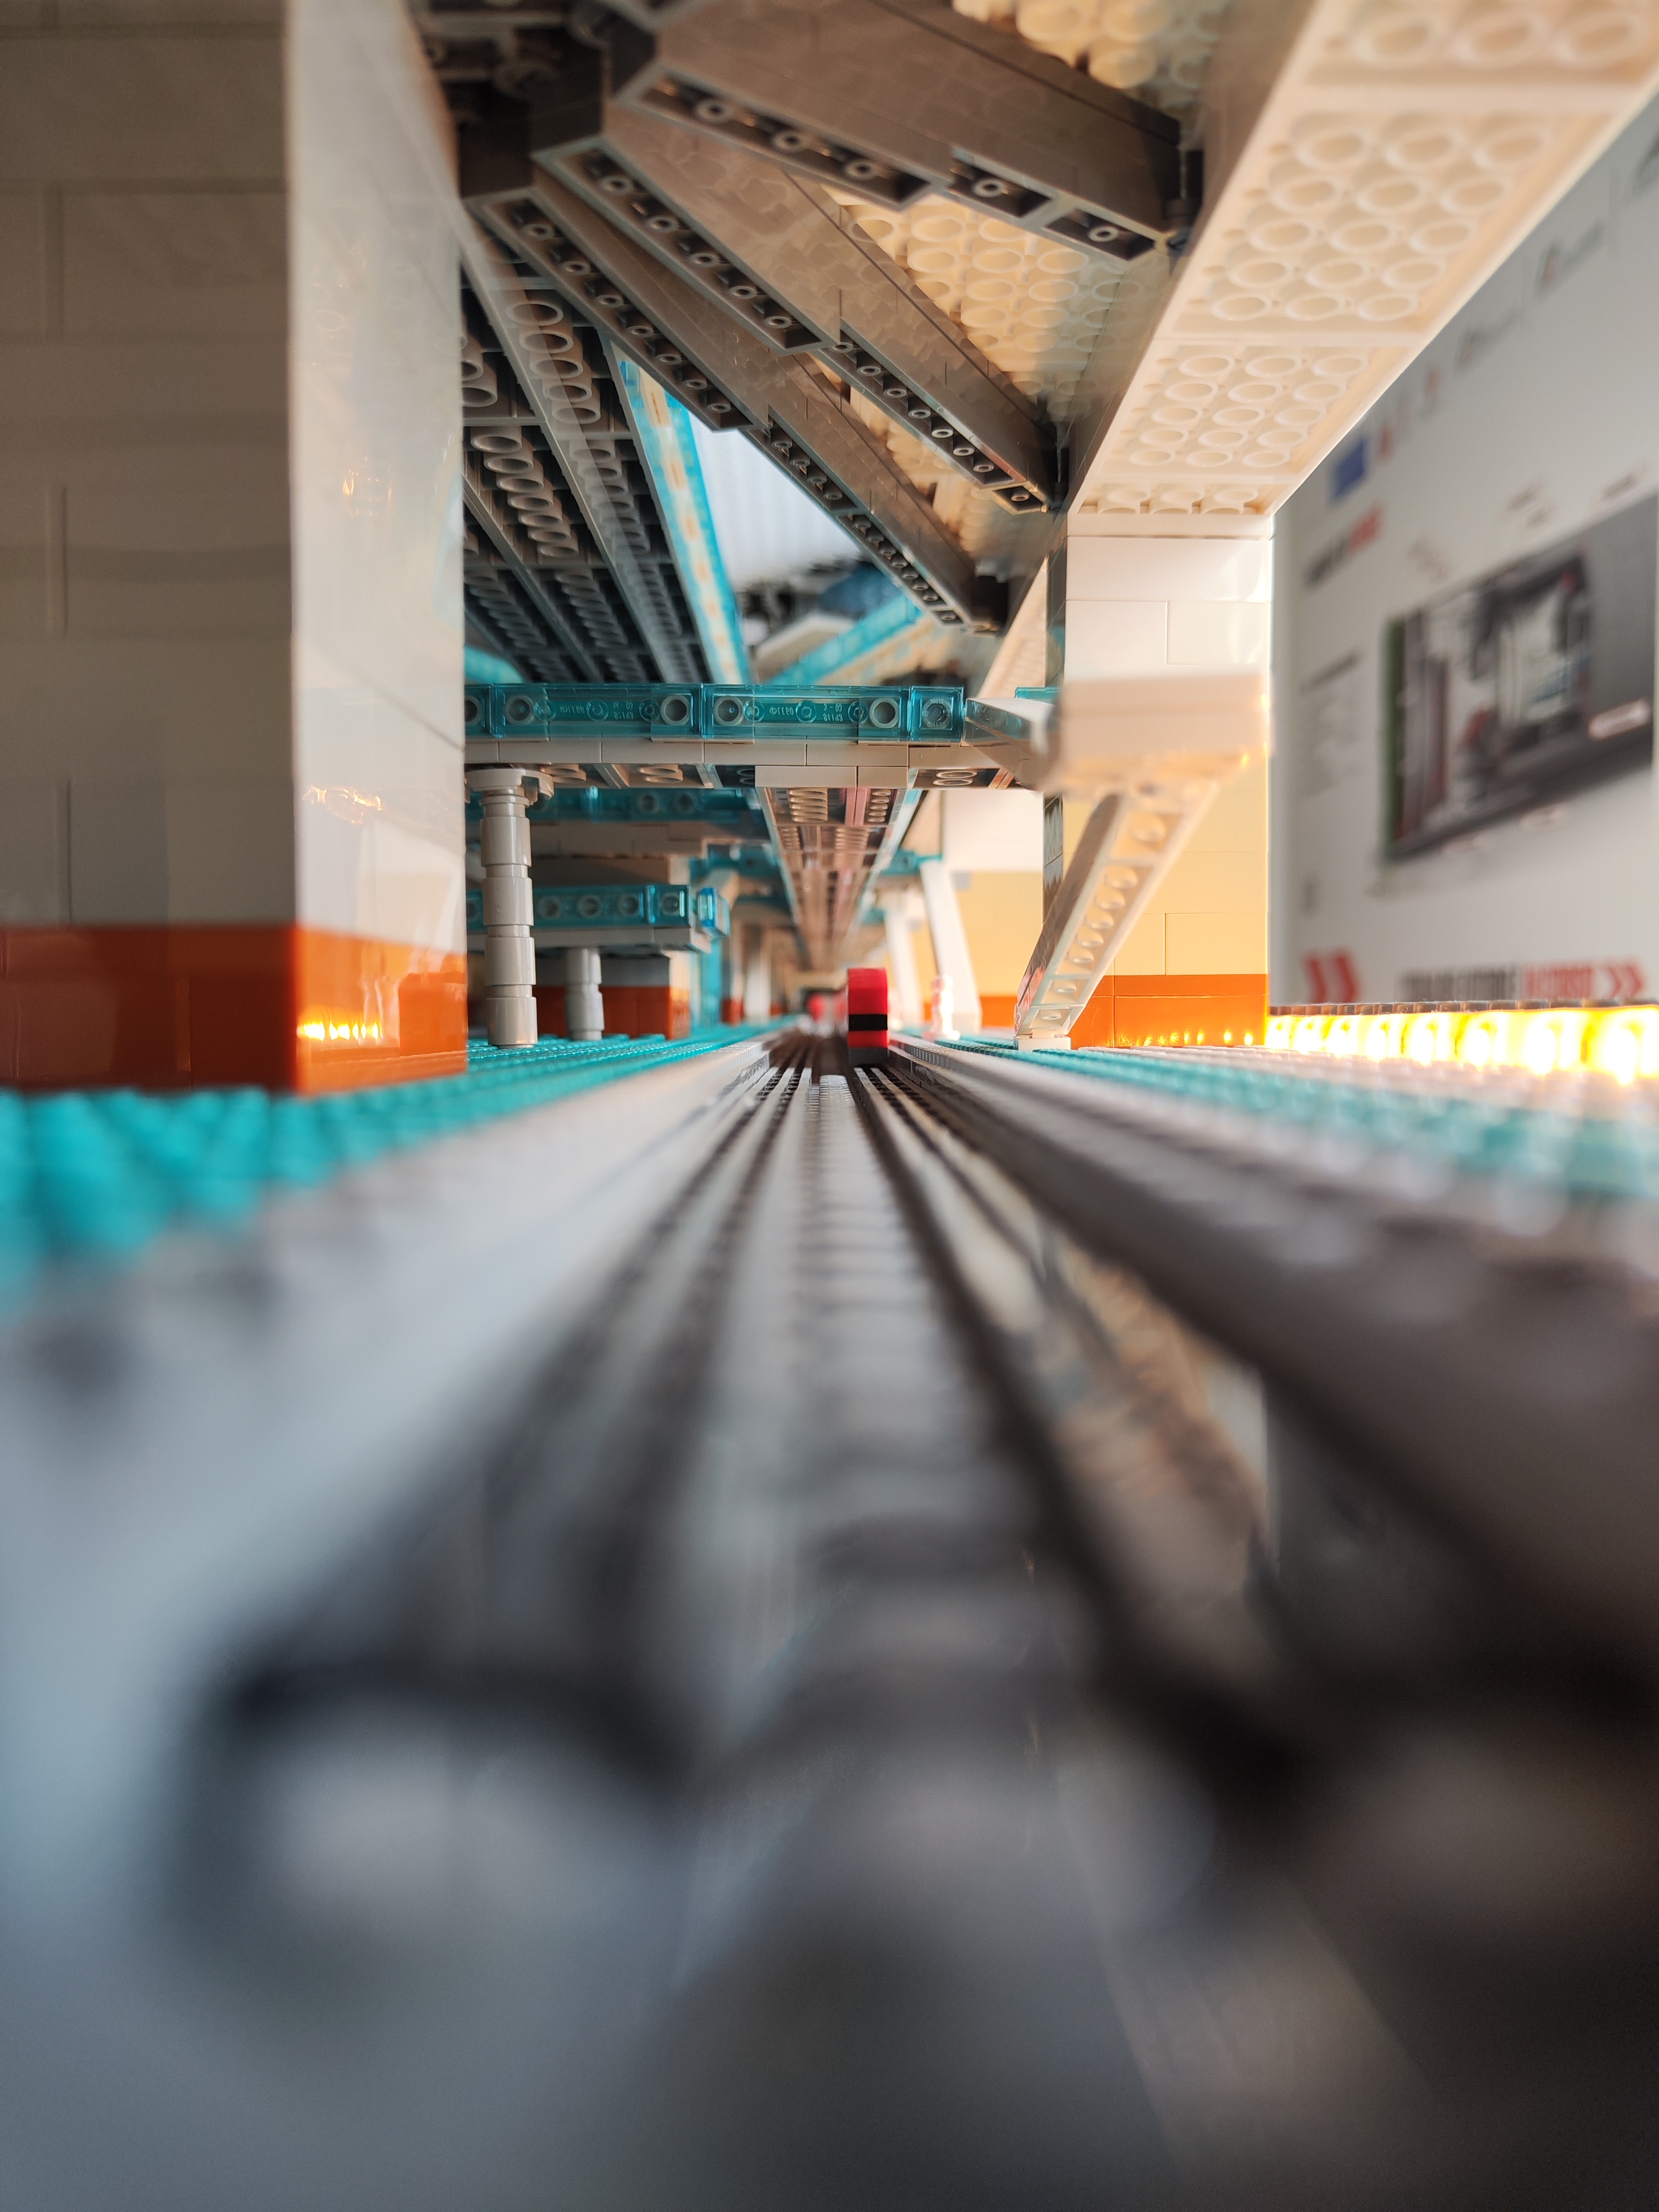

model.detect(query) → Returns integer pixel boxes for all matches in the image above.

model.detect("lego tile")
[0,190,51,338]
[1061,599,1169,677]
[0,35,284,186]
[1067,537,1271,603]
[1165,911,1265,973]
[0,781,69,921]
[62,192,286,341]
[1166,600,1272,669]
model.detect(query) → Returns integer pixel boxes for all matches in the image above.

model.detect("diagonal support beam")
[1015,783,1218,1044]
[472,176,996,629]
[462,218,703,682]
[1010,673,1271,1044]
[612,0,1183,266]
[530,91,1053,507]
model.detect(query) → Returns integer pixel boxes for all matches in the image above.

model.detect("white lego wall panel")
[0,15,297,926]
[288,0,466,955]
[1273,90,1659,1007]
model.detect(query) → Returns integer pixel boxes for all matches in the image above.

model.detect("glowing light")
[1405,1011,1452,1064]
[298,1017,384,1044]
[1521,1019,1559,1075]
[1589,1008,1659,1083]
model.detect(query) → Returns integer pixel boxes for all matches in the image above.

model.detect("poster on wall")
[1384,494,1657,858]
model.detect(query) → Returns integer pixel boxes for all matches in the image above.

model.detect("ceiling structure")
[422,0,1659,968]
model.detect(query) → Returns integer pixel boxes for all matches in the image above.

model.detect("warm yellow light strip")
[1263,1005,1659,1082]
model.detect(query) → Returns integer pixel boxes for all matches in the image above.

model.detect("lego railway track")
[8,1031,1659,2208]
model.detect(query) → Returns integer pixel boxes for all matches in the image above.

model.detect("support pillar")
[883,894,923,1030]
[918,859,981,1036]
[468,767,552,1048]
[564,948,604,1042]
[0,0,466,1089]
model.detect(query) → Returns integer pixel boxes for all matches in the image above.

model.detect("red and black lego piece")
[847,966,889,1068]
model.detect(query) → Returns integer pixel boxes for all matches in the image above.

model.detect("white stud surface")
[1076,0,1659,519]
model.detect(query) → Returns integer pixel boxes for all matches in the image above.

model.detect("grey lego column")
[469,765,554,1049]
[565,946,605,1041]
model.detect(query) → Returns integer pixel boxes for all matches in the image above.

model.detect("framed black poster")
[1384,494,1656,858]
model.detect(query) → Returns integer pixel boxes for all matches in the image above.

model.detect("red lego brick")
[846,965,888,1066]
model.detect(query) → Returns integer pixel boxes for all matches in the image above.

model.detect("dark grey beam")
[463,219,704,681]
[611,0,1184,266]
[472,175,1007,629]
[533,95,1054,508]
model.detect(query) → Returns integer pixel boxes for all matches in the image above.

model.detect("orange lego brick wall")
[0,927,467,1091]
[967,975,1266,1048]
[534,983,691,1041]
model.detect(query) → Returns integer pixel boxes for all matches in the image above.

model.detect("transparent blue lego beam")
[613,358,751,684]
[463,682,968,741]
[466,884,732,935]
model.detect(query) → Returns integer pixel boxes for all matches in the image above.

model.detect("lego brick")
[62,192,286,342]
[1165,910,1265,974]
[0,32,284,185]
[1110,974,1268,1049]
[539,100,1051,502]
[474,183,983,625]
[475,683,699,741]
[1061,601,1170,678]
[293,929,468,1093]
[631,0,1178,255]
[532,981,691,1040]
[0,781,69,921]
[288,0,463,764]
[1166,601,1272,670]
[465,681,966,742]
[0,487,55,639]
[65,459,291,640]
[847,962,888,1062]
[0,189,51,339]
[855,748,912,786]
[1066,537,1272,603]
[295,691,465,950]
